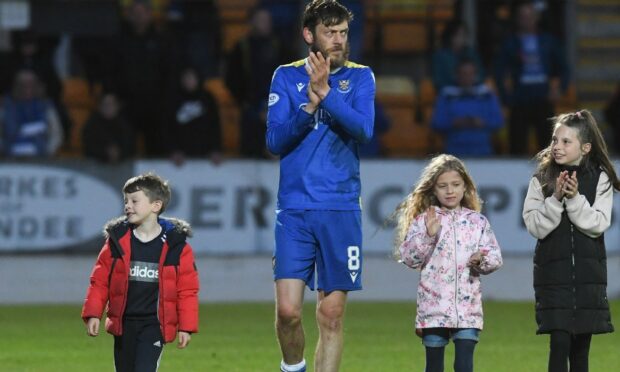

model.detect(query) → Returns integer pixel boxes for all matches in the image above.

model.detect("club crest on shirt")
[337,80,351,93]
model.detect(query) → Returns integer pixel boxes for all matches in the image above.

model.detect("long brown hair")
[393,154,481,254]
[534,109,620,196]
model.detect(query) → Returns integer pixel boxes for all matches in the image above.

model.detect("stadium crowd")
[0,0,615,162]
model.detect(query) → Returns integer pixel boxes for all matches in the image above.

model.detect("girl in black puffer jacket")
[523,110,619,372]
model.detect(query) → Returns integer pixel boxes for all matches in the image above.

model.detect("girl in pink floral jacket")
[395,154,502,372]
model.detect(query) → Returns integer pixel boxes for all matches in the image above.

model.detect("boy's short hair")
[302,0,353,33]
[123,172,171,215]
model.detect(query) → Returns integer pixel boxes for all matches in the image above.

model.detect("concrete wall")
[2,254,619,304]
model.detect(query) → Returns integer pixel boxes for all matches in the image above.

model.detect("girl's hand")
[86,317,100,337]
[178,331,191,349]
[425,206,441,237]
[563,171,579,199]
[468,251,486,268]
[553,171,569,200]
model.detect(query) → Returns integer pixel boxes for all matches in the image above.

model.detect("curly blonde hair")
[393,154,481,257]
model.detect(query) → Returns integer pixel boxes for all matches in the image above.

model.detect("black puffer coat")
[533,166,614,335]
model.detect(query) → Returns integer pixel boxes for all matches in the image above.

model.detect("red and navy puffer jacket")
[81,217,199,342]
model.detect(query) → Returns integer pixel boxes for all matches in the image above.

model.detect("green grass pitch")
[0,301,618,371]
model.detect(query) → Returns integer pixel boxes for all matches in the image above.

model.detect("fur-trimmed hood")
[103,216,193,238]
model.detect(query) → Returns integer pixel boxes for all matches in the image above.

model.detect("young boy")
[82,172,199,372]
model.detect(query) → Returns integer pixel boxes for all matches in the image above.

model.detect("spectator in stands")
[112,0,172,157]
[494,0,569,155]
[604,82,620,154]
[0,30,72,138]
[258,0,303,58]
[82,92,135,163]
[166,0,222,80]
[225,6,288,158]
[0,69,63,157]
[340,0,365,62]
[431,59,504,157]
[432,20,484,92]
[167,66,222,166]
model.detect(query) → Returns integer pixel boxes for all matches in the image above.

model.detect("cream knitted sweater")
[522,172,612,240]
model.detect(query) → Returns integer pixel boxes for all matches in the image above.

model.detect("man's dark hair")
[302,0,353,32]
[123,172,171,215]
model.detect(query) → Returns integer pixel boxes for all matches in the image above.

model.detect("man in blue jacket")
[265,1,375,371]
[494,0,569,155]
[432,58,504,157]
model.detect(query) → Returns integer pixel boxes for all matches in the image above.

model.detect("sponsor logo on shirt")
[268,93,280,106]
[129,261,159,282]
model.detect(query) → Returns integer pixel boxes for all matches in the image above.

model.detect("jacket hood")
[103,216,193,238]
[433,206,477,217]
[159,217,193,237]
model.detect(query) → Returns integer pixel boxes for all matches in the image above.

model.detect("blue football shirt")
[266,59,375,210]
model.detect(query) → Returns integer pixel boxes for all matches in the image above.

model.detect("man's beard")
[311,43,346,69]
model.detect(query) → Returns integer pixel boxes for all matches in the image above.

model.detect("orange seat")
[378,92,437,157]
[555,81,577,111]
[217,0,256,52]
[419,78,436,107]
[382,22,427,53]
[61,78,95,156]
[205,78,239,155]
[62,78,93,108]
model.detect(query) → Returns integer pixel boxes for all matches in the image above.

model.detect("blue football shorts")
[273,209,363,292]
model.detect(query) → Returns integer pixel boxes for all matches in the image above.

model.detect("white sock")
[280,359,306,372]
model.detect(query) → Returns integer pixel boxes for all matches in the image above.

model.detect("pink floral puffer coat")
[399,207,502,330]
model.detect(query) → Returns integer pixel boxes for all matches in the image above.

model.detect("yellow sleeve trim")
[283,59,306,67]
[345,61,368,68]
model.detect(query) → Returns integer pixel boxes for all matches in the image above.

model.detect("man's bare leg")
[314,290,347,372]
[276,279,307,369]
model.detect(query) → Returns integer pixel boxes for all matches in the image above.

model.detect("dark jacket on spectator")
[494,32,569,105]
[82,111,134,163]
[167,89,221,157]
[225,34,287,157]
